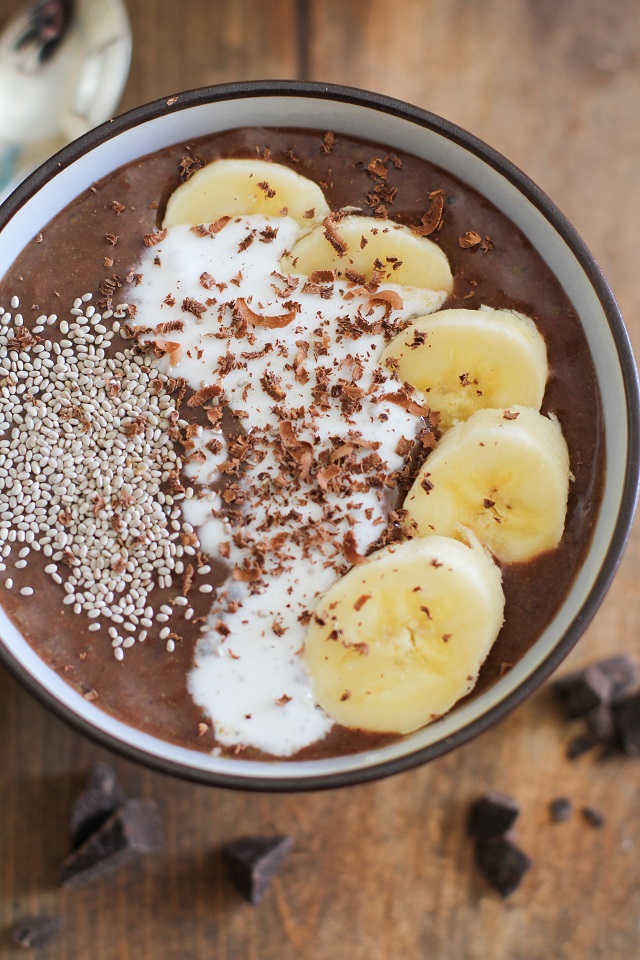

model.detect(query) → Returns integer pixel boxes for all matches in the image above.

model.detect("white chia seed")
[0,291,201,661]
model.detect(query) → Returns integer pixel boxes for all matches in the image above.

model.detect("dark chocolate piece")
[59,799,163,887]
[595,655,638,704]
[554,665,613,719]
[11,915,63,948]
[70,761,127,848]
[223,835,294,904]
[468,791,519,839]
[554,656,638,720]
[612,692,640,756]
[475,836,532,897]
[549,797,572,823]
[581,806,605,828]
[586,704,617,747]
[566,733,596,760]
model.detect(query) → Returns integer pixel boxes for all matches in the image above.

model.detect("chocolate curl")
[368,288,404,318]
[343,530,366,565]
[412,190,445,236]
[235,297,297,329]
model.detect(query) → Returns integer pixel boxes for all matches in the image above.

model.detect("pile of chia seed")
[0,294,205,659]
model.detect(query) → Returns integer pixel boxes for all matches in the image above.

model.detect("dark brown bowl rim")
[0,79,638,792]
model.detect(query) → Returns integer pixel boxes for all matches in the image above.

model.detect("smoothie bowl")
[0,81,636,790]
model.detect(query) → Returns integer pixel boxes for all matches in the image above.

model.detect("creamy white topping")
[131,216,446,756]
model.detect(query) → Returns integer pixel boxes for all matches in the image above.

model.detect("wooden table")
[1,1,639,957]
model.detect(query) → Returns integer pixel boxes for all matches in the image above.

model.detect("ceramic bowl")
[0,81,637,790]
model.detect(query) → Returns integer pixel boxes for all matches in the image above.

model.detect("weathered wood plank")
[0,1,638,957]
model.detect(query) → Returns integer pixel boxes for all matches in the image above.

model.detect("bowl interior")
[0,86,635,788]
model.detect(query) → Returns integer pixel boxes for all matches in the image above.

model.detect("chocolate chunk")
[595,655,638,703]
[612,692,640,755]
[468,791,519,839]
[554,665,613,718]
[60,799,163,887]
[566,733,596,759]
[11,916,63,948]
[475,836,532,897]
[554,656,638,720]
[70,761,127,848]
[581,806,605,828]
[549,797,572,823]
[223,835,294,904]
[586,704,617,747]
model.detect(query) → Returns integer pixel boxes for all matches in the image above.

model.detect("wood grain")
[1,1,640,957]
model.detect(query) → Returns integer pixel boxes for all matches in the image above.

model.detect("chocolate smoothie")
[0,128,603,760]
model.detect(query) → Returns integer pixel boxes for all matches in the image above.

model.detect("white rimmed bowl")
[0,81,637,790]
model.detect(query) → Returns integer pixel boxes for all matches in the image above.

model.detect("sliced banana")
[163,158,331,228]
[380,306,548,431]
[404,406,570,563]
[304,535,504,734]
[282,215,453,294]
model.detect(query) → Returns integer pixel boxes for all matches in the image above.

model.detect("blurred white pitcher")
[0,0,131,200]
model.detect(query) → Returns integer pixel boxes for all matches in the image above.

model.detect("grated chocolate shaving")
[368,289,404,316]
[343,530,366,565]
[238,230,256,252]
[211,215,232,233]
[381,389,431,418]
[260,226,279,242]
[179,155,205,181]
[155,319,184,334]
[182,564,195,595]
[321,131,336,155]
[182,296,207,319]
[278,421,314,480]
[367,158,388,179]
[307,270,334,286]
[322,216,348,256]
[412,190,445,236]
[235,297,297,329]
[316,463,341,491]
[261,371,286,400]
[186,383,223,407]
[354,593,372,611]
[232,560,263,583]
[154,339,182,365]
[143,229,167,247]
[459,230,482,248]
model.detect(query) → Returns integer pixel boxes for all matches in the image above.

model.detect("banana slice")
[163,158,331,228]
[404,406,570,563]
[282,215,453,294]
[380,306,548,431]
[304,535,504,734]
